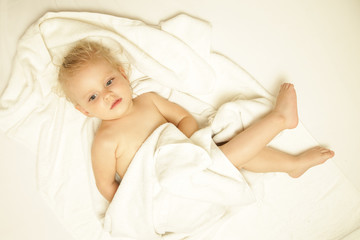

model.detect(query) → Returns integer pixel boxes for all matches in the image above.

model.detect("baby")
[58,40,334,202]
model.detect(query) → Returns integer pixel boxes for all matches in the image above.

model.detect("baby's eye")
[89,94,97,102]
[106,78,114,86]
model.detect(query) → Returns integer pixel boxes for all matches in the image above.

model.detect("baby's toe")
[321,149,335,159]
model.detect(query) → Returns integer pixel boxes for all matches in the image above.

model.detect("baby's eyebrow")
[82,90,94,100]
[104,71,115,80]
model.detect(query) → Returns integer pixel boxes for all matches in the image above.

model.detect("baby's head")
[58,40,132,120]
[58,40,128,103]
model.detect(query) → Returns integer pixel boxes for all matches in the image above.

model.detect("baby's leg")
[219,83,298,168]
[241,146,334,178]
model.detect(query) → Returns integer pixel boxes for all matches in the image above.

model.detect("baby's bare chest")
[113,110,167,177]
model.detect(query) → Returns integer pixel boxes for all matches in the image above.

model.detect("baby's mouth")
[111,98,122,109]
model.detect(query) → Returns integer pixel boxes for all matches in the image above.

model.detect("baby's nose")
[104,92,115,103]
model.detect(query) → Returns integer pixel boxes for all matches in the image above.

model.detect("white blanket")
[1,12,359,240]
[105,123,255,239]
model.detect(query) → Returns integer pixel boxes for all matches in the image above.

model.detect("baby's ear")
[75,104,91,117]
[118,66,128,80]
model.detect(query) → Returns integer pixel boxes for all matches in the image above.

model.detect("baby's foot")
[288,146,335,178]
[273,83,299,129]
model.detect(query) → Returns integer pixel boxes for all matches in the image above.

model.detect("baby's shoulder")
[136,92,169,110]
[136,92,160,102]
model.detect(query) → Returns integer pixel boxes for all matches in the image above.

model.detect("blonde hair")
[57,40,129,103]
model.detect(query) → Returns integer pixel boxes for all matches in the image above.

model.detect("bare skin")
[241,146,334,178]
[289,146,334,178]
[220,83,334,178]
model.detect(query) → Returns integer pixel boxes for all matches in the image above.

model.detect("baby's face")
[67,58,133,120]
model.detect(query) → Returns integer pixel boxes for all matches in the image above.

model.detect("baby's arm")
[91,136,119,202]
[150,93,198,138]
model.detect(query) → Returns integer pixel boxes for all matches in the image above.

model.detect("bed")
[1,0,360,240]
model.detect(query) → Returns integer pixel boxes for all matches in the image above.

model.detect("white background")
[1,0,359,239]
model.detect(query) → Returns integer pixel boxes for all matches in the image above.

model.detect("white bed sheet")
[1,0,360,240]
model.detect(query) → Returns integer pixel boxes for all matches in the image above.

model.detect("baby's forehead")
[81,56,109,67]
[69,59,117,85]
[68,58,111,78]
[84,57,118,70]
